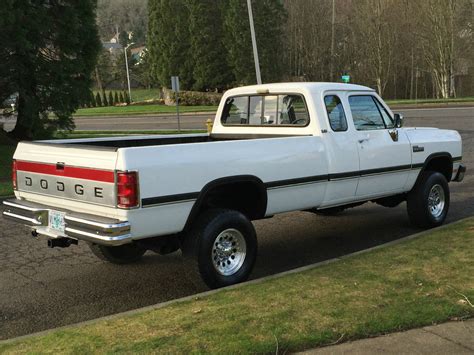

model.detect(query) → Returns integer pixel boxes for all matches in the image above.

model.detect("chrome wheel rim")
[212,228,246,276]
[428,184,445,219]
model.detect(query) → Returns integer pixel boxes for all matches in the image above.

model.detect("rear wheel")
[89,243,146,264]
[181,209,257,289]
[407,171,450,228]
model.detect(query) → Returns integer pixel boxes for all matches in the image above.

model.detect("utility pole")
[247,0,262,85]
[330,0,335,82]
[124,42,134,103]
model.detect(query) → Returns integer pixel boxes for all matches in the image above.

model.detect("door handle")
[358,135,370,143]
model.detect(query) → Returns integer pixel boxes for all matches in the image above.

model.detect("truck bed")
[45,133,304,149]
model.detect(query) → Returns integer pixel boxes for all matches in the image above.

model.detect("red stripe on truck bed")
[16,161,115,183]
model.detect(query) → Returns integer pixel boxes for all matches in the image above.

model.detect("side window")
[348,95,386,131]
[324,95,348,132]
[221,94,309,126]
[374,98,394,128]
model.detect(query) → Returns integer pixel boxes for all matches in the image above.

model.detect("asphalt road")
[0,107,473,340]
[75,106,474,131]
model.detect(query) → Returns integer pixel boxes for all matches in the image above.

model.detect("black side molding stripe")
[265,174,328,189]
[141,159,462,207]
[359,164,412,176]
[142,192,200,207]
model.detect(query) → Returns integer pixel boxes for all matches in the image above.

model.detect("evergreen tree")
[89,92,96,108]
[108,91,114,106]
[114,91,119,104]
[95,92,102,107]
[188,0,233,91]
[224,0,286,85]
[148,0,193,89]
[2,0,101,139]
[124,91,130,104]
[119,92,125,103]
[102,91,108,106]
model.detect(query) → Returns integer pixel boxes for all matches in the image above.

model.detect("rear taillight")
[117,171,139,208]
[12,160,17,190]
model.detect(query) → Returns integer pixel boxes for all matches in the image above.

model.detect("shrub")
[89,92,96,107]
[169,90,222,106]
[95,92,102,107]
[114,91,119,105]
[102,91,108,106]
[108,91,114,106]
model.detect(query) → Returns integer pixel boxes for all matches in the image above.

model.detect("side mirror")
[394,113,404,128]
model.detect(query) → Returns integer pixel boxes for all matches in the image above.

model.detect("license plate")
[49,210,66,233]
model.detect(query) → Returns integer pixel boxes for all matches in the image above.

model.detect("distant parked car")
[2,93,18,110]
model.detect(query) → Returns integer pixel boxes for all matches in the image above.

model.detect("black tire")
[89,243,146,264]
[407,171,450,228]
[314,206,345,216]
[181,209,257,289]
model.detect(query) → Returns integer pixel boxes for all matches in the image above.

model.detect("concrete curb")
[0,217,471,345]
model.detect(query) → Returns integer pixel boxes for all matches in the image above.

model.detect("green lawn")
[92,89,162,103]
[386,97,474,105]
[74,104,218,117]
[1,218,472,353]
[126,88,162,102]
[73,96,474,117]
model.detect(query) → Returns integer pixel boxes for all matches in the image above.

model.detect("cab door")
[348,94,411,198]
[319,93,360,207]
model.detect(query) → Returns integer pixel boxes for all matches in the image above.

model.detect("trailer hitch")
[47,237,78,248]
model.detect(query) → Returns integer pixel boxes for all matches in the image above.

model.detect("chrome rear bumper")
[2,199,132,246]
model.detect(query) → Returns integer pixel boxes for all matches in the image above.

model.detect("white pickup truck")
[3,83,466,288]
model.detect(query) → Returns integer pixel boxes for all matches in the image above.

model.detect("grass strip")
[73,97,474,117]
[74,104,217,117]
[386,97,474,105]
[1,218,473,353]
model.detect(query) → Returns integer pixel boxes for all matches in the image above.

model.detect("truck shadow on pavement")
[1,192,473,340]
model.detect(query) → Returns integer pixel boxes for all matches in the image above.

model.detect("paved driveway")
[0,108,473,339]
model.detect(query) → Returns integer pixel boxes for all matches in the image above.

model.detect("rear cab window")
[221,94,310,127]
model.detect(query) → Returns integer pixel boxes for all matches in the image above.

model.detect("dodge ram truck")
[2,83,466,288]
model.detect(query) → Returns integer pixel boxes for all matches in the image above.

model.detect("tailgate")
[14,142,119,207]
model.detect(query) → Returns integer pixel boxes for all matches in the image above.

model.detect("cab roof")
[225,82,375,96]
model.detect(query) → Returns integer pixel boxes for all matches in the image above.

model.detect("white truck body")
[3,83,465,288]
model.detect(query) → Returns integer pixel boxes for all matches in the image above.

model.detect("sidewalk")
[301,319,474,354]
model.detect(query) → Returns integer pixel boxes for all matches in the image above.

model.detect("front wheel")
[407,171,450,228]
[182,209,257,289]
